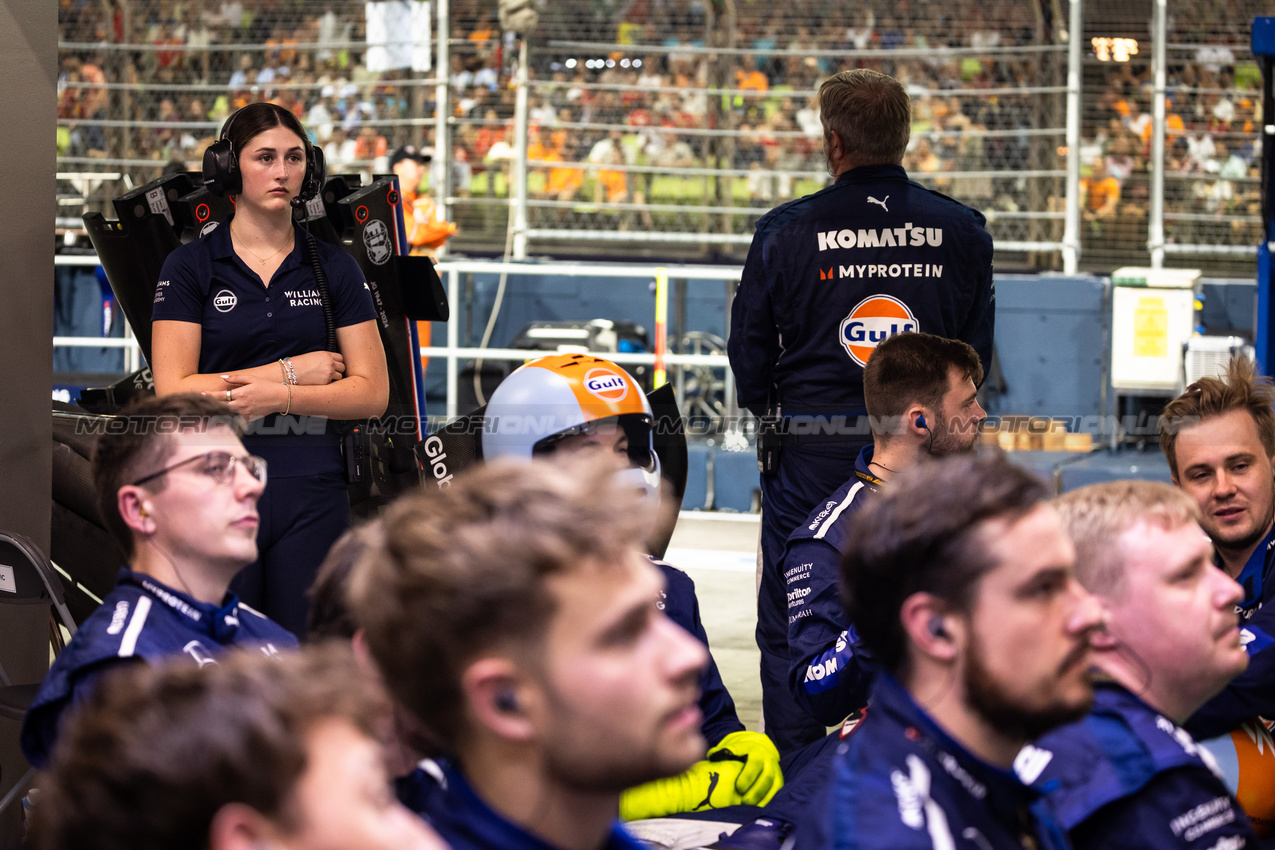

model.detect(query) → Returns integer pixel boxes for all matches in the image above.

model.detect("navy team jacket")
[729,164,993,419]
[1187,525,1275,740]
[21,568,296,766]
[653,558,746,746]
[1028,682,1258,850]
[784,446,879,726]
[807,673,1071,850]
[430,763,646,850]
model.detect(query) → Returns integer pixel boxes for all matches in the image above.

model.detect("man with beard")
[810,454,1102,850]
[729,68,995,756]
[349,457,711,850]
[1158,357,1275,739]
[782,332,986,740]
[1021,481,1258,850]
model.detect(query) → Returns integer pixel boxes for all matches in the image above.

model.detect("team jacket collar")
[835,163,909,186]
[872,672,1048,828]
[853,444,884,489]
[1224,522,1275,611]
[116,567,244,643]
[439,764,642,850]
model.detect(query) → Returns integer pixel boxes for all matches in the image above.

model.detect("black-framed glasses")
[132,451,268,487]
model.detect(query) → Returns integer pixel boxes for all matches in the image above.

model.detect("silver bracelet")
[280,356,298,385]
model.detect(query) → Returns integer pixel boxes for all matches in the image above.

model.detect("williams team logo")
[362,219,392,266]
[583,368,629,402]
[199,220,220,238]
[839,294,918,366]
[213,289,238,313]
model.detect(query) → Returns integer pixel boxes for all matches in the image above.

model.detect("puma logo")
[692,771,721,810]
[867,195,889,212]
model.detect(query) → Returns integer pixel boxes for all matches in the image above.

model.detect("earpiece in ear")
[916,414,928,430]
[927,616,948,639]
[495,689,519,714]
[139,506,150,518]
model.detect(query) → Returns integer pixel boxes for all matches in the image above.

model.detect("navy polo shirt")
[152,217,377,476]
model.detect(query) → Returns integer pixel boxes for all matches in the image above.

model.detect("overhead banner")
[365,1,431,72]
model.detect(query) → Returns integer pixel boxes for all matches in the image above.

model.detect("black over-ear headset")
[203,105,326,203]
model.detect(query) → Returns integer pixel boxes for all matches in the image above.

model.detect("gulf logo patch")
[839,295,919,366]
[583,368,629,402]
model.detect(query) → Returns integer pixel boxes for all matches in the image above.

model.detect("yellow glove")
[619,757,747,821]
[707,730,784,807]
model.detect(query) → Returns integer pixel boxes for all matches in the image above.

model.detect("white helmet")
[482,353,662,502]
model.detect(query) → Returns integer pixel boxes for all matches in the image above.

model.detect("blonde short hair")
[1054,480,1200,598]
[1159,357,1275,479]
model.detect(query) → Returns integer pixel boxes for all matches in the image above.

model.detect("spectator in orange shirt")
[391,146,456,256]
[354,124,388,163]
[526,125,554,169]
[1081,157,1121,223]
[392,146,457,377]
[736,65,769,92]
[543,144,583,204]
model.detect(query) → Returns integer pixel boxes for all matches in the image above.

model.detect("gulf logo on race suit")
[839,294,919,366]
[1200,717,1275,838]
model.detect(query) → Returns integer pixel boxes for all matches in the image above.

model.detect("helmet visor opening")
[532,414,657,473]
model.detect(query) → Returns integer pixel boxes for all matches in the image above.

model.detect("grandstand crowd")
[56,0,1267,260]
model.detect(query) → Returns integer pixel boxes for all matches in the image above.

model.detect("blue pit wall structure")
[54,266,1258,509]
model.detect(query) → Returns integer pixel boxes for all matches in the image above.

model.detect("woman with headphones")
[150,102,389,637]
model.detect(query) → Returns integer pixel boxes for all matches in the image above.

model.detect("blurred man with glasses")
[22,394,296,767]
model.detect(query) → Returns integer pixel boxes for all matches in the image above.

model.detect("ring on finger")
[225,390,232,403]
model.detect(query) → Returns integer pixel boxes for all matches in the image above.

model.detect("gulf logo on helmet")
[839,295,919,367]
[583,368,630,402]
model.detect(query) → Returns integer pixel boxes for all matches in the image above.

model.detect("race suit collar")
[116,567,244,642]
[1222,522,1275,613]
[854,444,884,488]
[439,763,642,850]
[872,672,1047,829]
[836,163,908,185]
